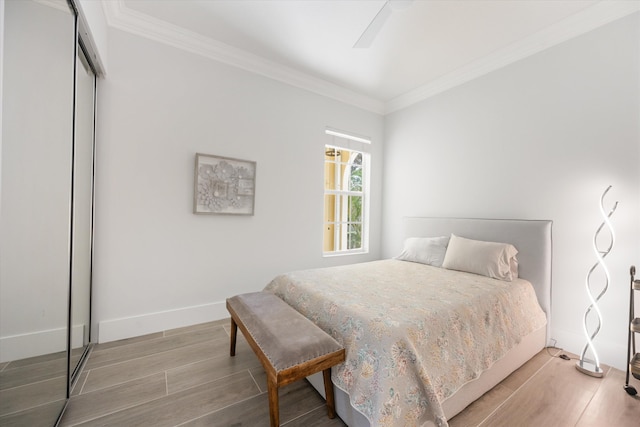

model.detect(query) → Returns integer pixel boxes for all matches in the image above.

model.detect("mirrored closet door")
[70,43,96,382]
[0,0,97,425]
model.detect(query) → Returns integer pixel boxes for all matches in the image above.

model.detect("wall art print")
[194,153,256,215]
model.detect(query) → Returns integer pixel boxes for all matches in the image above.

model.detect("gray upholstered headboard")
[403,217,553,341]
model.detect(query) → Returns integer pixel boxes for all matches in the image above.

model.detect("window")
[323,129,370,255]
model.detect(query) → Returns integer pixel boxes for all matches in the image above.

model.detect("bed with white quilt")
[264,218,552,427]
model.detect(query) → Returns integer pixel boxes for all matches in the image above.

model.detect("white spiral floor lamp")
[576,185,618,378]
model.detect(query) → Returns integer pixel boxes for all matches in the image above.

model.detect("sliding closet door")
[70,45,95,380]
[0,0,75,424]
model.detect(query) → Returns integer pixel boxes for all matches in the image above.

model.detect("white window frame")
[323,128,371,257]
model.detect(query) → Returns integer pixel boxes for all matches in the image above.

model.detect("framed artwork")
[194,153,256,215]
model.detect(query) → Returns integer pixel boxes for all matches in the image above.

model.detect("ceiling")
[104,1,640,114]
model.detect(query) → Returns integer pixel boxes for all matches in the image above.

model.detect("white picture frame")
[193,153,256,215]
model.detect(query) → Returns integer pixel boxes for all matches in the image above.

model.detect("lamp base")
[576,360,604,378]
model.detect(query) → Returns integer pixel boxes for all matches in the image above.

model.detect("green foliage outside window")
[348,155,363,249]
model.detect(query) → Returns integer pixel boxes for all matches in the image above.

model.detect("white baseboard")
[97,301,228,343]
[551,328,627,371]
[0,324,84,363]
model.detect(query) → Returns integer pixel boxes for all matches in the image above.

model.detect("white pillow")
[395,236,450,267]
[441,234,519,281]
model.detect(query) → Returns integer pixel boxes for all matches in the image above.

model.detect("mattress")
[264,259,547,427]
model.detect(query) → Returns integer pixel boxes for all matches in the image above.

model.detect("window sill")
[322,249,368,258]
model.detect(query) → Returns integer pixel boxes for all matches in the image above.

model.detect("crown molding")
[101,0,385,115]
[385,1,640,114]
[102,1,639,116]
[34,0,70,14]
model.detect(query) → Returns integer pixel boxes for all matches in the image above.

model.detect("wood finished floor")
[56,319,640,427]
[0,348,85,426]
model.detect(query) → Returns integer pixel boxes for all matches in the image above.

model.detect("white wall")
[1,1,4,224]
[382,13,640,370]
[93,28,384,342]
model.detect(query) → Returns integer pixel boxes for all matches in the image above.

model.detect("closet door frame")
[65,0,98,395]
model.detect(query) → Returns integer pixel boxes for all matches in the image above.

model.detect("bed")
[264,218,552,427]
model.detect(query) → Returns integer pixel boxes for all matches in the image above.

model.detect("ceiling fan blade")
[353,1,393,49]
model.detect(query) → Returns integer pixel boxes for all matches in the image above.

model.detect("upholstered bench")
[226,291,345,427]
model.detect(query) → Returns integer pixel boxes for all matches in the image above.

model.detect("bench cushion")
[227,291,343,372]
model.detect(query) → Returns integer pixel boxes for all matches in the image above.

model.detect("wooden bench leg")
[267,376,280,427]
[323,368,336,419]
[229,317,238,357]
